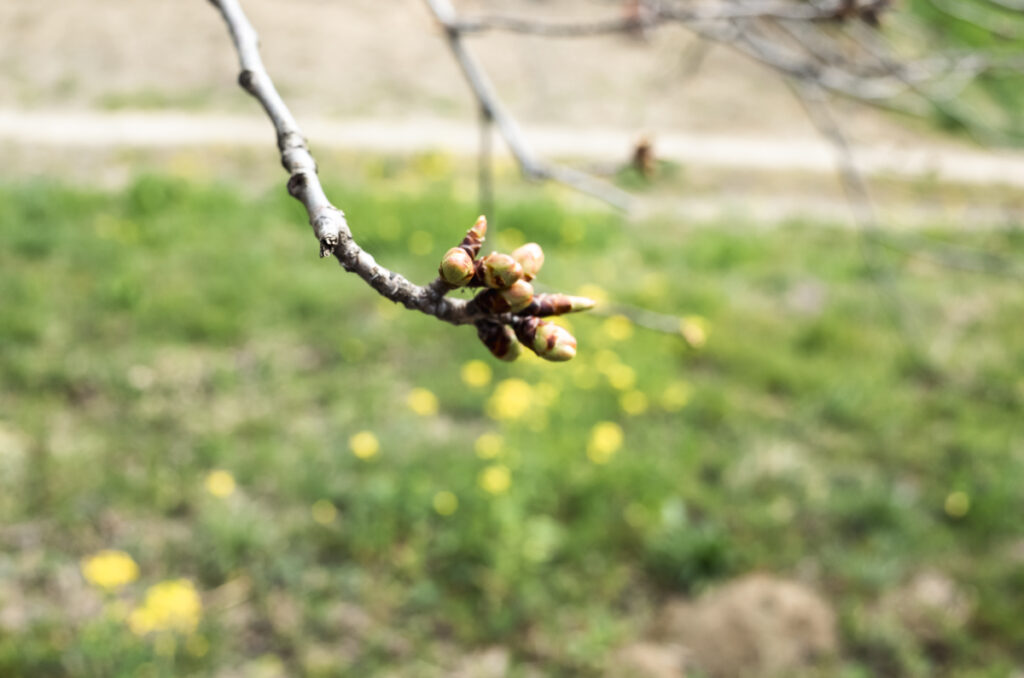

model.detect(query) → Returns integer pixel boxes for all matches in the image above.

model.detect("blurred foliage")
[908,0,1024,144]
[0,173,1022,676]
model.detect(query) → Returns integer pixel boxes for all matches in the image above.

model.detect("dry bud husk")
[479,253,524,289]
[476,321,522,361]
[511,243,545,281]
[460,215,488,258]
[515,317,577,362]
[439,247,476,287]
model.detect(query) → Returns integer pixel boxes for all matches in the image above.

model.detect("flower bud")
[523,293,595,317]
[500,280,534,313]
[460,215,488,258]
[511,243,544,281]
[515,317,577,362]
[476,321,522,362]
[479,252,524,289]
[439,247,475,287]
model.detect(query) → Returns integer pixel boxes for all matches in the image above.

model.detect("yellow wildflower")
[587,421,624,465]
[605,363,637,391]
[80,550,139,591]
[485,379,533,421]
[619,390,649,415]
[311,500,338,525]
[349,431,380,459]
[474,433,503,459]
[185,634,210,658]
[129,579,202,636]
[945,491,970,518]
[433,491,459,516]
[408,230,434,256]
[407,388,439,416]
[602,315,634,342]
[204,470,236,498]
[577,284,608,305]
[661,381,693,411]
[479,464,511,495]
[460,360,492,388]
[680,315,709,349]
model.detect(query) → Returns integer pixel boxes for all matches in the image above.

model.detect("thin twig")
[422,0,632,211]
[209,0,495,327]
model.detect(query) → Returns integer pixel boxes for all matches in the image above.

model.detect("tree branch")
[422,0,633,211]
[209,0,486,326]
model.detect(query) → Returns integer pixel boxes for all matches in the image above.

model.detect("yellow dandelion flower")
[680,315,709,349]
[204,470,236,498]
[498,227,525,250]
[433,491,459,516]
[349,431,380,459]
[311,500,338,525]
[408,230,434,256]
[479,464,512,495]
[185,634,210,658]
[407,388,439,416]
[572,365,599,390]
[474,432,503,459]
[485,379,533,421]
[605,363,637,391]
[602,315,634,342]
[460,360,492,388]
[129,579,202,636]
[577,284,608,305]
[945,491,970,518]
[587,421,624,465]
[619,390,649,415]
[594,349,621,370]
[80,550,139,591]
[535,382,560,408]
[661,381,693,411]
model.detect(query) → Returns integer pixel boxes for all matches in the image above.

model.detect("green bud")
[524,294,596,317]
[479,252,524,290]
[476,321,521,362]
[500,280,534,313]
[515,317,577,362]
[511,243,545,281]
[460,215,488,259]
[439,247,475,287]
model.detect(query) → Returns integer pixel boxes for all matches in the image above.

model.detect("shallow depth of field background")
[1,1,1024,677]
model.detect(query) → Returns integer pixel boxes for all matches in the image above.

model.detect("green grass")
[0,174,1022,677]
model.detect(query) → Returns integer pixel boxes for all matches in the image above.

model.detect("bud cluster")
[437,216,595,362]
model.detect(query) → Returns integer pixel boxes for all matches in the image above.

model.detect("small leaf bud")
[439,247,475,287]
[511,243,545,281]
[523,293,596,317]
[476,322,522,362]
[479,252,524,289]
[515,317,577,362]
[500,280,534,313]
[460,215,488,258]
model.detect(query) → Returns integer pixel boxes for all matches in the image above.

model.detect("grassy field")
[0,169,1022,677]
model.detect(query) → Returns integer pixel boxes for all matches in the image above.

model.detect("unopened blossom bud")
[479,252,524,289]
[522,293,595,317]
[459,215,488,258]
[472,289,512,314]
[500,280,534,313]
[511,243,545,281]
[439,247,475,287]
[515,317,577,362]
[476,321,522,362]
